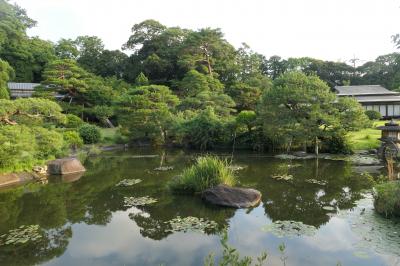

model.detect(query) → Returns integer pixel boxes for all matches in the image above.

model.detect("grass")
[169,156,237,194]
[347,120,386,150]
[99,127,128,145]
[373,181,400,217]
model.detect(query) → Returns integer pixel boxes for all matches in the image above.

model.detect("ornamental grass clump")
[169,156,236,194]
[373,181,400,217]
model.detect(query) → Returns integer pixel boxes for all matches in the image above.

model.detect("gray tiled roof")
[335,85,398,96]
[352,95,400,103]
[7,82,40,90]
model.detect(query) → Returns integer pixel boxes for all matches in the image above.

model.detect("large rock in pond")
[47,158,86,175]
[202,185,262,208]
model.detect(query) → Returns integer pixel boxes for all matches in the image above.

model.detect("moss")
[373,181,400,217]
[169,156,236,194]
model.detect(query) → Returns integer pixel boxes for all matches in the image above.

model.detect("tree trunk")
[314,137,319,157]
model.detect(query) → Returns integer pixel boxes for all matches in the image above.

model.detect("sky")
[12,0,400,64]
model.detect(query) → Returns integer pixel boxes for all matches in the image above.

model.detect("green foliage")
[118,85,179,143]
[0,98,66,126]
[41,59,89,101]
[179,108,231,149]
[322,134,353,154]
[134,72,149,86]
[365,110,382,120]
[65,114,84,128]
[374,181,400,217]
[0,59,14,99]
[0,125,65,172]
[78,124,101,144]
[63,130,83,149]
[169,156,236,193]
[236,111,257,133]
[259,72,369,152]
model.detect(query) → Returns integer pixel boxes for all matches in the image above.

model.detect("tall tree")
[118,85,179,143]
[75,35,105,73]
[259,72,368,154]
[55,38,79,59]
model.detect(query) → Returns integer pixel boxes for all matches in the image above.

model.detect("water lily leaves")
[123,196,158,207]
[228,165,246,171]
[0,225,43,246]
[262,220,317,238]
[305,179,327,186]
[165,216,218,233]
[337,194,400,257]
[116,179,142,187]
[271,174,293,181]
[154,166,174,171]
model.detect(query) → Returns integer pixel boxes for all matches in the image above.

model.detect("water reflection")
[0,148,396,266]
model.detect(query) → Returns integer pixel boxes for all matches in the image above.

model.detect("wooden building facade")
[335,85,400,118]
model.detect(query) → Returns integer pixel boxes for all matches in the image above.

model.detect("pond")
[0,148,399,266]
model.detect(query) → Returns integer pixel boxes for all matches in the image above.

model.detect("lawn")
[347,120,386,151]
[99,127,119,144]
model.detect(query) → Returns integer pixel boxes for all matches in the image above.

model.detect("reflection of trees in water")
[235,157,374,227]
[0,150,378,264]
[128,195,235,240]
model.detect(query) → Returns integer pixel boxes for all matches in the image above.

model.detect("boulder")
[47,158,86,175]
[202,185,262,208]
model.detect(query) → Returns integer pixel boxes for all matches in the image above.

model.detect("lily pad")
[165,216,218,233]
[116,179,142,187]
[262,220,316,237]
[124,196,158,207]
[0,225,42,246]
[271,174,293,181]
[154,166,174,171]
[305,179,327,186]
[227,165,245,171]
[337,193,400,257]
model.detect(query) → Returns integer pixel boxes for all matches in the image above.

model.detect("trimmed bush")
[169,156,236,194]
[373,181,400,217]
[66,114,84,128]
[78,124,101,144]
[365,110,382,120]
[63,130,84,149]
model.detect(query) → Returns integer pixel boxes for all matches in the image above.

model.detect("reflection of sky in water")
[44,203,391,266]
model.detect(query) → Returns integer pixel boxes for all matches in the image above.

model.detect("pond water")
[0,148,399,266]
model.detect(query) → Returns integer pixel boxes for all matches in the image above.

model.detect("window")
[380,105,387,116]
[388,105,394,116]
[394,105,400,116]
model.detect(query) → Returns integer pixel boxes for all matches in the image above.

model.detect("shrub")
[322,134,353,154]
[66,114,84,128]
[0,125,65,172]
[169,156,236,193]
[365,110,382,120]
[79,124,101,144]
[373,181,400,217]
[63,131,84,149]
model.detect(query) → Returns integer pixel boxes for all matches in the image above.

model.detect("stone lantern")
[377,119,400,159]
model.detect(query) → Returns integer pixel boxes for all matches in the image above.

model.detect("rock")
[202,185,262,208]
[33,165,47,175]
[47,158,86,175]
